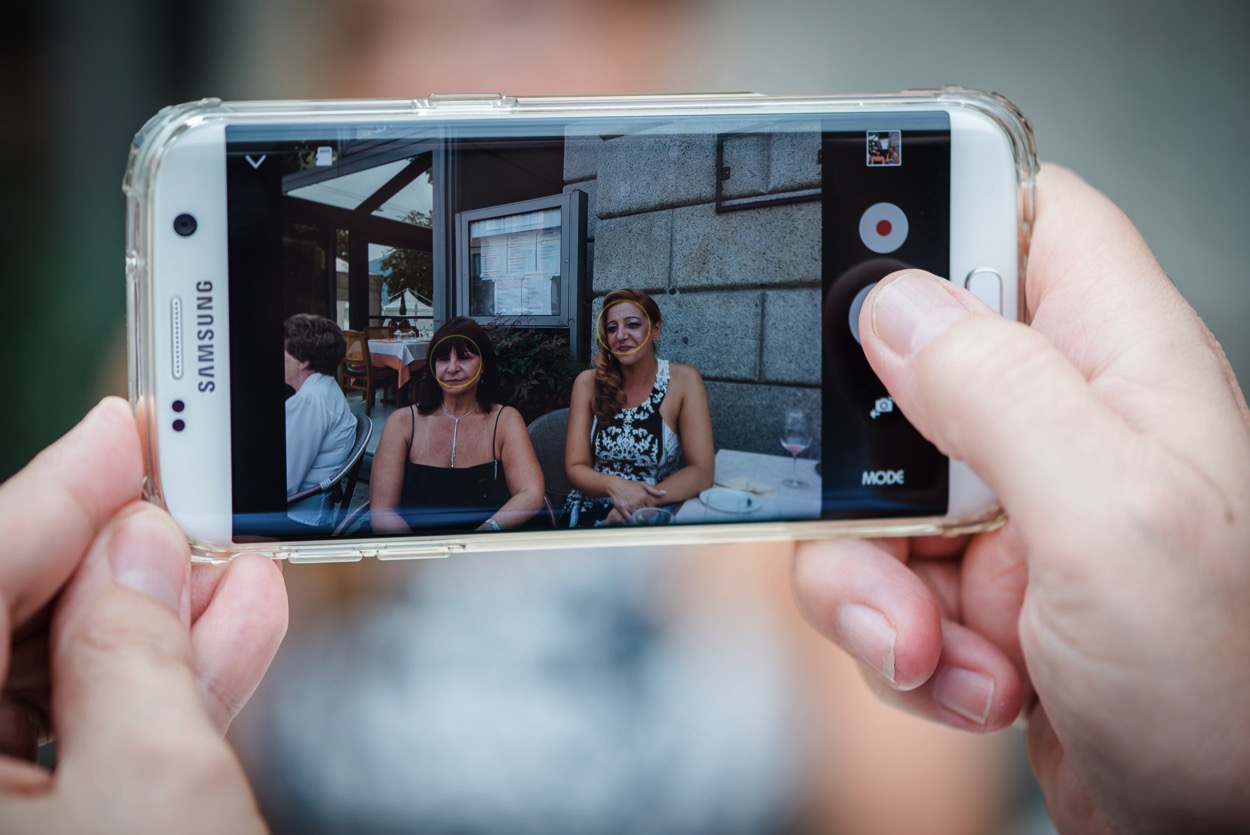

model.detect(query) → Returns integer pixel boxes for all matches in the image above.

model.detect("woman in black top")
[371,318,544,533]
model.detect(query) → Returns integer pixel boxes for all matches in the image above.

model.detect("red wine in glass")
[779,409,813,488]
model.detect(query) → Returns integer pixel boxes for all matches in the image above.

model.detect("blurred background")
[4,1,1247,833]
[6,0,1248,479]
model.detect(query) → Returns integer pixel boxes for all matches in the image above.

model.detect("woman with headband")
[371,317,544,533]
[562,288,715,526]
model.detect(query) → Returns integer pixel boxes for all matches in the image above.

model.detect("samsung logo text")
[195,280,216,392]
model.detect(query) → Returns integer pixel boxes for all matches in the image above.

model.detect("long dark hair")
[415,317,502,415]
[592,288,663,422]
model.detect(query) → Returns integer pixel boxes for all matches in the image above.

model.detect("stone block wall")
[566,124,822,456]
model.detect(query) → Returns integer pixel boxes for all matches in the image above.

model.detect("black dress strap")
[407,405,418,457]
[491,406,503,457]
[491,406,504,479]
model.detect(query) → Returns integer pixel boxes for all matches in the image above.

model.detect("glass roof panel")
[289,158,433,226]
[372,170,433,225]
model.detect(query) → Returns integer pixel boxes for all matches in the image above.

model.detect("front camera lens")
[172,400,185,413]
[173,419,186,432]
[173,213,198,237]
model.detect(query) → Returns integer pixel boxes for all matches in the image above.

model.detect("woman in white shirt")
[284,313,356,529]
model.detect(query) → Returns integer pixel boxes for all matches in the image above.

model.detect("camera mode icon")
[861,387,902,427]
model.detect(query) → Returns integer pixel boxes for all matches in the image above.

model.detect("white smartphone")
[125,89,1036,562]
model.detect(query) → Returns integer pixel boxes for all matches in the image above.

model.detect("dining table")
[673,448,821,524]
[368,338,430,389]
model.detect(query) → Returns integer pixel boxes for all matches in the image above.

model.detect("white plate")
[699,487,762,514]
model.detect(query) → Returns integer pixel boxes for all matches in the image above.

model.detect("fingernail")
[933,667,995,726]
[837,603,897,684]
[108,508,186,613]
[872,273,971,358]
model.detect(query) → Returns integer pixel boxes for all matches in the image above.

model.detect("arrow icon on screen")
[245,154,267,169]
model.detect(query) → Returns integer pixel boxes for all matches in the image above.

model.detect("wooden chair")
[340,330,398,417]
[287,414,373,528]
[365,326,392,342]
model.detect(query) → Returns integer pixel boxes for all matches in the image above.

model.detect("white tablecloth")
[368,339,430,388]
[674,449,821,523]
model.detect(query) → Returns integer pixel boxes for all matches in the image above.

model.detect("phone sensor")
[173,213,198,237]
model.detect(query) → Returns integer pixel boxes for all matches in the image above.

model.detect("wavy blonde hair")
[592,288,663,422]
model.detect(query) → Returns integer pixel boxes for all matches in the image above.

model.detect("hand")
[605,477,667,522]
[792,166,1250,834]
[0,398,288,832]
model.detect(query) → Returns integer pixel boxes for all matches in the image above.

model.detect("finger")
[860,165,1250,532]
[643,484,667,497]
[860,269,1146,537]
[0,504,261,830]
[909,534,970,561]
[189,561,230,623]
[1032,166,1250,486]
[793,538,942,689]
[190,554,288,732]
[856,619,1024,732]
[188,555,284,622]
[896,535,973,623]
[960,524,1031,692]
[0,398,144,629]
[1028,165,1250,433]
[909,560,962,621]
[863,270,1249,587]
[0,398,143,766]
[43,503,218,773]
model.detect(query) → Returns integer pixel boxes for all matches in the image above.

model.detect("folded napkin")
[714,477,774,495]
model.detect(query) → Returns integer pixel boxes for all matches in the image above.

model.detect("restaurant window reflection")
[283,143,437,332]
[372,243,433,333]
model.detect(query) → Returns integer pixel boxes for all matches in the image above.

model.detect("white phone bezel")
[129,91,1034,560]
[146,122,233,546]
[946,106,1020,518]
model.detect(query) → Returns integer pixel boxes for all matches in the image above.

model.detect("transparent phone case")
[125,87,1037,562]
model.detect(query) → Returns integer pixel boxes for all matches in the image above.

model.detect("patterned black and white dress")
[562,359,683,527]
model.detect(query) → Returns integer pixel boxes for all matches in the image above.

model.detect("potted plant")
[484,322,580,425]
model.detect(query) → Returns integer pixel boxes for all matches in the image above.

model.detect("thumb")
[859,271,1137,545]
[2,503,264,835]
[48,503,224,776]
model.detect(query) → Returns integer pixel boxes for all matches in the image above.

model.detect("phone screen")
[223,111,950,540]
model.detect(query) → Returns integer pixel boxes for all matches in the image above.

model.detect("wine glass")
[779,409,813,488]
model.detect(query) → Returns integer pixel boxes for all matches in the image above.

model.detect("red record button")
[859,202,908,254]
